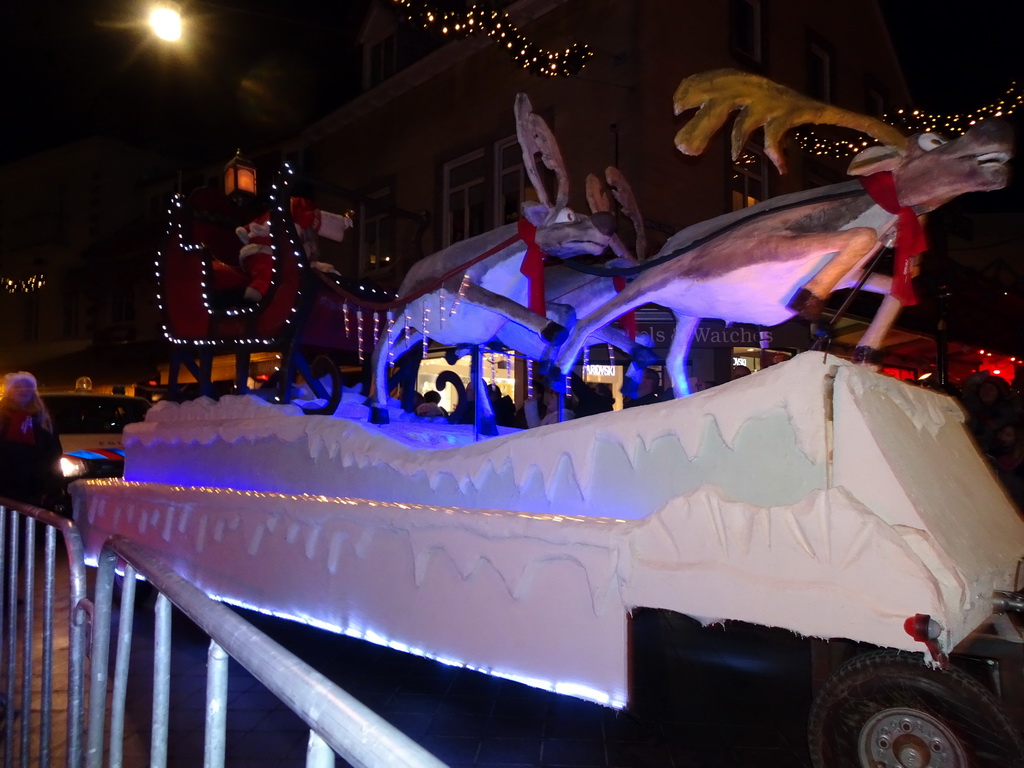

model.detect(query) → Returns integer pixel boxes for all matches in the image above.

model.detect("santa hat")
[4,371,36,391]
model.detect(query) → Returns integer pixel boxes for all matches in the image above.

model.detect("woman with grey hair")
[0,372,63,508]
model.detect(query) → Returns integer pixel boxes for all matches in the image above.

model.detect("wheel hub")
[858,707,967,768]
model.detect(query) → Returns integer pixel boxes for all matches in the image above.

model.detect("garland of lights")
[3,275,46,294]
[392,0,592,77]
[792,81,1022,160]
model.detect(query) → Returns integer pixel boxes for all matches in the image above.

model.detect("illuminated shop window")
[730,143,766,210]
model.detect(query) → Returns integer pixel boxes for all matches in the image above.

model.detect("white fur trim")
[239,243,273,264]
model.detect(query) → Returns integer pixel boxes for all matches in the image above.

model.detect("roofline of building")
[295,0,573,147]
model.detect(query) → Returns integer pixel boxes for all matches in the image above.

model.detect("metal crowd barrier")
[0,499,90,768]
[86,535,448,768]
[0,496,447,768]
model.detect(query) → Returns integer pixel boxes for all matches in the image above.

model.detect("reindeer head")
[672,69,1015,214]
[515,94,617,258]
[586,167,647,263]
[846,120,1014,212]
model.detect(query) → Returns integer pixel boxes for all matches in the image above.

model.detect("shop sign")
[636,320,771,349]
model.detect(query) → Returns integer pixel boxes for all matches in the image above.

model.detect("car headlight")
[60,456,89,479]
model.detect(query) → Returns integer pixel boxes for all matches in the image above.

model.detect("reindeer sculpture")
[368,93,619,425]
[552,69,1014,396]
[493,166,653,366]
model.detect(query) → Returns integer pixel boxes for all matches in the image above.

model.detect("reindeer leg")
[370,327,422,424]
[853,294,902,365]
[787,228,880,321]
[472,348,499,438]
[665,314,701,397]
[837,272,891,296]
[620,339,661,399]
[462,283,569,343]
[554,289,650,382]
[590,324,660,394]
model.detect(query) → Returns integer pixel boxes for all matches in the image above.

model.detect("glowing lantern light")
[224,150,257,203]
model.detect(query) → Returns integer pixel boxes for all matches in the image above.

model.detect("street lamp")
[149,2,183,42]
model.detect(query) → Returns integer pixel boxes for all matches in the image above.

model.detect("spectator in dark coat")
[0,372,63,509]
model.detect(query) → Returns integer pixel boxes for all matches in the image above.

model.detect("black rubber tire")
[808,650,1024,768]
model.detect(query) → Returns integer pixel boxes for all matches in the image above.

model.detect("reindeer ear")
[521,201,549,225]
[847,145,903,176]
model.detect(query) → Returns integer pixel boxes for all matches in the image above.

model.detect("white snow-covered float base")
[72,354,1024,708]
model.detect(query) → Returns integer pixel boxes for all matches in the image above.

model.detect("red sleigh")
[157,173,428,413]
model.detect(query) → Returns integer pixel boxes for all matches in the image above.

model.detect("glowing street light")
[149,2,183,41]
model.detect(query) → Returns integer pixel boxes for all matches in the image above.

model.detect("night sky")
[1,0,367,166]
[2,0,1021,174]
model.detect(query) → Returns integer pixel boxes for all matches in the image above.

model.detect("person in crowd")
[0,372,63,509]
[731,364,753,380]
[515,378,549,429]
[624,368,666,408]
[487,384,517,428]
[961,372,1022,455]
[416,389,448,418]
[522,389,575,427]
[571,374,614,418]
[990,420,1024,509]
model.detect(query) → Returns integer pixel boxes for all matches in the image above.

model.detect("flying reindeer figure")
[494,166,654,368]
[551,69,1014,396]
[381,165,658,433]
[368,93,618,424]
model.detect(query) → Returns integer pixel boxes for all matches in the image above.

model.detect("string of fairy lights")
[3,275,45,295]
[391,0,592,77]
[794,81,1023,160]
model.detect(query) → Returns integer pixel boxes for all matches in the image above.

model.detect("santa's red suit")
[212,198,352,302]
[234,212,274,302]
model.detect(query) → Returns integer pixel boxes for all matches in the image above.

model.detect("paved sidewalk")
[120,601,814,767]
[13,545,814,767]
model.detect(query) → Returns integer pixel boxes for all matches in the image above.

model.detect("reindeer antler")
[604,167,647,261]
[673,69,909,174]
[585,172,612,214]
[585,168,646,262]
[515,93,570,210]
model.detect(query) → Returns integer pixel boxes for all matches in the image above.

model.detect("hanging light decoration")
[392,0,592,77]
[2,274,46,294]
[791,81,1023,160]
[223,150,258,204]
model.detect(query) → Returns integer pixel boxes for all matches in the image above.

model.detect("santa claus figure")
[226,197,353,302]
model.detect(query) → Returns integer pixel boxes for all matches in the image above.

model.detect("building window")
[443,150,486,247]
[359,1,402,91]
[23,294,39,342]
[803,159,843,192]
[63,292,79,338]
[730,143,767,210]
[494,136,526,226]
[864,80,888,119]
[360,188,396,274]
[806,37,833,103]
[369,34,396,87]
[111,287,135,324]
[731,0,763,65]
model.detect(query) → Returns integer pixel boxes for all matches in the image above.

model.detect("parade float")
[72,71,1024,767]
